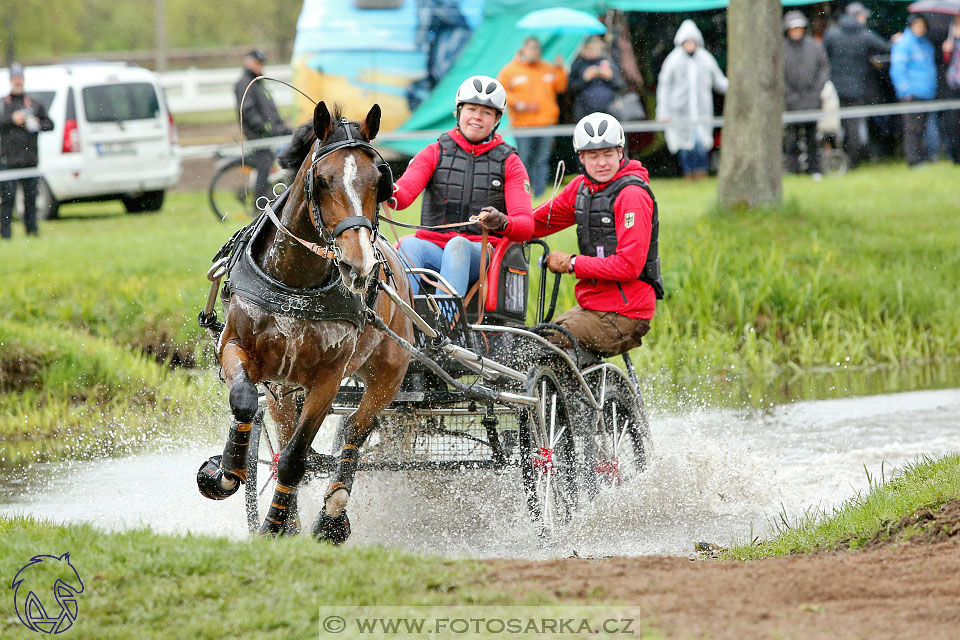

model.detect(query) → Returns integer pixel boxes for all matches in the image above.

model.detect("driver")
[391,75,534,296]
[532,112,663,357]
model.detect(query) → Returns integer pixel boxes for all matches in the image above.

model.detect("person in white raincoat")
[656,20,728,179]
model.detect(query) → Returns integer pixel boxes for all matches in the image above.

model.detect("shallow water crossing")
[2,388,958,558]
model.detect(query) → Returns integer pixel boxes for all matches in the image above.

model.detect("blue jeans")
[398,235,485,296]
[515,135,554,197]
[677,139,709,175]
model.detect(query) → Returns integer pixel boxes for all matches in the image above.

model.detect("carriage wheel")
[594,386,650,490]
[519,365,578,536]
[244,414,281,534]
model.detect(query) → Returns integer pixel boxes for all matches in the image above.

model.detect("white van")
[0,62,181,217]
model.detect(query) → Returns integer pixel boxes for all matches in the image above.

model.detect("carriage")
[207,222,651,538]
[196,101,651,541]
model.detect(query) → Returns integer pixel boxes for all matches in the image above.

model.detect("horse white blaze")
[343,155,376,279]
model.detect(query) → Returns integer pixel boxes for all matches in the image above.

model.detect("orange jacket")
[497,58,567,128]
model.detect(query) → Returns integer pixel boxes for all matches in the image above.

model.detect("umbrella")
[516,8,607,35]
[908,0,960,15]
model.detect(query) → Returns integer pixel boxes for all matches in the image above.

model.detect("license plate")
[96,141,136,156]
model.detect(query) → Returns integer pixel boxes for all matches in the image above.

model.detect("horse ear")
[314,101,332,142]
[361,104,381,141]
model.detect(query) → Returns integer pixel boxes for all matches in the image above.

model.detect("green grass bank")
[2,453,958,637]
[0,163,958,467]
[726,453,960,559]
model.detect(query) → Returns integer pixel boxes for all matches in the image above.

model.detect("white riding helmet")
[573,112,625,152]
[455,75,507,113]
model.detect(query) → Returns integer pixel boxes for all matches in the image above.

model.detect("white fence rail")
[159,65,294,114]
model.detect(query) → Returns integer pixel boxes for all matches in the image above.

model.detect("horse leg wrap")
[257,482,298,536]
[335,444,360,490]
[196,455,242,500]
[323,444,359,517]
[221,411,260,483]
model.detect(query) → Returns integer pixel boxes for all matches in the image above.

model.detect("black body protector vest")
[574,174,664,299]
[420,133,515,237]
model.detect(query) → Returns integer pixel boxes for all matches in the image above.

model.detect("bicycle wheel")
[208,159,257,227]
[519,364,578,537]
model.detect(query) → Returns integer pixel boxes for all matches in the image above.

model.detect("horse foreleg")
[258,376,339,537]
[313,355,407,544]
[197,338,261,500]
[264,385,302,535]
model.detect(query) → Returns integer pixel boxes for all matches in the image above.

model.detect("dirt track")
[486,502,960,639]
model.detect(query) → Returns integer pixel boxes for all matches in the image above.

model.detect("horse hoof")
[257,521,282,537]
[196,455,240,500]
[229,380,259,423]
[283,514,302,537]
[312,510,351,545]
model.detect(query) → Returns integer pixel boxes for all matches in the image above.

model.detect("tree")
[717,0,784,209]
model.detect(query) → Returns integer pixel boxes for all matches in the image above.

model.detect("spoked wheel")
[594,385,650,490]
[519,365,578,537]
[244,414,281,533]
[208,159,257,227]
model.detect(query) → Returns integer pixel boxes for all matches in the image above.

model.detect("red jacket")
[532,159,657,319]
[392,128,534,248]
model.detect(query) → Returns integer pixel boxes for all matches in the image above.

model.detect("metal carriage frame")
[235,239,652,536]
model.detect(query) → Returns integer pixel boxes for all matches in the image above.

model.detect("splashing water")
[2,388,958,557]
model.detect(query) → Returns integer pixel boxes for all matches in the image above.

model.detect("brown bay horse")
[197,101,413,543]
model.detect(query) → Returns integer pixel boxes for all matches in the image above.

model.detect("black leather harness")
[218,181,378,332]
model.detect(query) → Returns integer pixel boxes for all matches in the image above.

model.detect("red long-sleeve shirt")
[532,159,657,319]
[392,128,534,248]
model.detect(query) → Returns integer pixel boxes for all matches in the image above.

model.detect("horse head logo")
[11,553,84,634]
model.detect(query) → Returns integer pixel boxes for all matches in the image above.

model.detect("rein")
[262,198,340,261]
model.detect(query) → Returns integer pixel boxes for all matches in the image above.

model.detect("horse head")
[304,101,385,294]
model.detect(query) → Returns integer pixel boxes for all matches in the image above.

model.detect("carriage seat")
[395,237,531,328]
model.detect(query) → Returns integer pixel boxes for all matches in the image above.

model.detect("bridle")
[263,117,393,267]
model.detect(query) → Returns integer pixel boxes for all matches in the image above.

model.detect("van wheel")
[123,190,165,214]
[36,180,60,220]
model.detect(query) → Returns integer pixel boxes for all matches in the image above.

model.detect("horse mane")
[277,103,349,171]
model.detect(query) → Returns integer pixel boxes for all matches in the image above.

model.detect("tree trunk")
[717,0,784,209]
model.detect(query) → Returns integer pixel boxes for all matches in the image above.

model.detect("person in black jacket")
[783,11,830,177]
[233,49,292,204]
[569,36,626,121]
[823,3,891,169]
[1,63,54,239]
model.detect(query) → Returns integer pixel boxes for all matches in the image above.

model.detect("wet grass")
[0,163,957,467]
[0,318,222,467]
[725,453,960,560]
[0,516,512,640]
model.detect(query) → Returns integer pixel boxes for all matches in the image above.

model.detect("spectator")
[941,14,960,165]
[822,2,891,169]
[392,76,533,297]
[783,11,831,178]
[234,49,292,204]
[656,19,728,180]
[569,36,625,121]
[0,63,54,240]
[890,15,938,167]
[498,37,567,198]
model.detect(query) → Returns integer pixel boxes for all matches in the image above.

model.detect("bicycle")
[208,148,288,227]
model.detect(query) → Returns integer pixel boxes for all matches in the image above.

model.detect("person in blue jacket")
[890,15,937,167]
